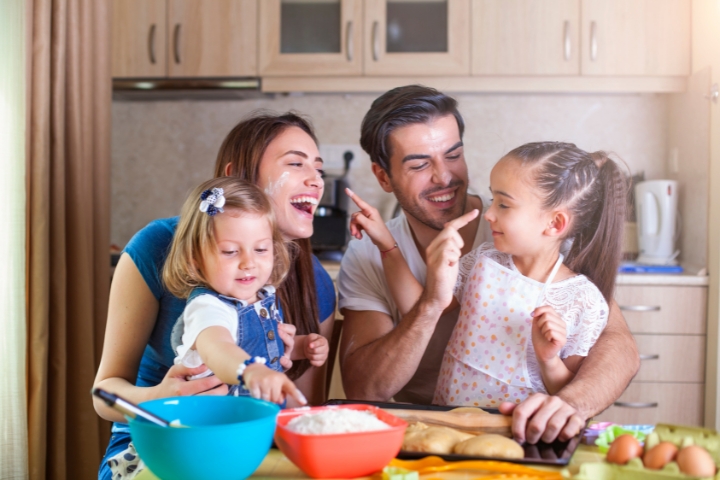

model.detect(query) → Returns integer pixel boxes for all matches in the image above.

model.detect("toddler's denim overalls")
[171,285,285,396]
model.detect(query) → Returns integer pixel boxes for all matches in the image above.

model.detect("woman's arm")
[92,254,226,423]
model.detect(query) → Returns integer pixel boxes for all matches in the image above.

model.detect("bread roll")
[402,423,475,454]
[453,434,524,459]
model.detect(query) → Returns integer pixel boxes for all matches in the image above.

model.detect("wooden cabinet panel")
[168,0,257,77]
[633,334,705,383]
[259,0,363,76]
[363,0,470,76]
[596,382,704,426]
[112,0,167,78]
[472,0,579,75]
[615,285,707,334]
[581,0,690,76]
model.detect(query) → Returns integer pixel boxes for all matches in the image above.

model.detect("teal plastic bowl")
[128,396,279,480]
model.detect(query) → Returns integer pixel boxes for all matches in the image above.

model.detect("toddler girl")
[348,142,625,407]
[163,177,328,405]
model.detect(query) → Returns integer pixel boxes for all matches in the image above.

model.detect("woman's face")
[256,126,324,240]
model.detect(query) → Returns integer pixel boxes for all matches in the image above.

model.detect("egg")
[643,441,678,469]
[606,434,643,465]
[676,445,717,477]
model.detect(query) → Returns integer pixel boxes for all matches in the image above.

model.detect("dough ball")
[453,434,525,459]
[402,425,475,454]
[448,407,489,415]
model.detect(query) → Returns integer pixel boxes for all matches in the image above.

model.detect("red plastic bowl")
[274,404,407,478]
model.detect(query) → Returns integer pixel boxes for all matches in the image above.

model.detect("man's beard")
[393,179,468,231]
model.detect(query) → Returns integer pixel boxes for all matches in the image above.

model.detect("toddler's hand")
[242,363,307,405]
[277,323,296,371]
[531,306,566,363]
[346,189,396,251]
[303,333,329,367]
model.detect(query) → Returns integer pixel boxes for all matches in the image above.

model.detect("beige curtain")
[26,0,112,479]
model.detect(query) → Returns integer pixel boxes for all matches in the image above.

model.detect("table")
[134,445,605,479]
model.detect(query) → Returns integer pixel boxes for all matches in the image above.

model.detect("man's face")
[378,114,469,230]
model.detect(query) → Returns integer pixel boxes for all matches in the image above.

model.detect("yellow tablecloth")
[134,445,605,480]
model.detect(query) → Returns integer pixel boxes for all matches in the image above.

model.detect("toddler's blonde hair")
[163,177,291,299]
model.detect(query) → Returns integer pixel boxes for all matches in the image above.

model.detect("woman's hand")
[277,323,297,371]
[531,305,567,363]
[346,188,396,251]
[303,333,329,367]
[155,364,228,398]
[242,364,307,405]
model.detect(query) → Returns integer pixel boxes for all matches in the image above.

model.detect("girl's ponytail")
[565,153,627,301]
[506,143,627,302]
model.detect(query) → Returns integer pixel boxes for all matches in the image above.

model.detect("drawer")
[615,286,707,334]
[595,382,704,426]
[633,334,705,382]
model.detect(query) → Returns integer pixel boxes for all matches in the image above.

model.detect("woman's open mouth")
[290,196,318,215]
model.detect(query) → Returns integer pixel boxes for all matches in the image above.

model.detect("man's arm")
[339,296,444,401]
[503,300,639,444]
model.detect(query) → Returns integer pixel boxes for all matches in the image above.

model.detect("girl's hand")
[156,364,229,398]
[242,364,307,405]
[277,323,296,371]
[531,306,567,363]
[346,188,396,251]
[303,333,329,367]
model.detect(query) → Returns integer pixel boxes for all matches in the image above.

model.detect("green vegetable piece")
[382,466,419,480]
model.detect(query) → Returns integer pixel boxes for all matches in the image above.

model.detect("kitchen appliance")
[635,180,680,265]
[311,150,354,260]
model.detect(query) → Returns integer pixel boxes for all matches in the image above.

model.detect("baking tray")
[324,399,583,466]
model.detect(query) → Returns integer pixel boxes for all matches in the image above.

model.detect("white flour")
[286,409,390,435]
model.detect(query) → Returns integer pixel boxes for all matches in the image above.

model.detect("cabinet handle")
[346,21,353,62]
[563,21,571,61]
[614,401,659,408]
[639,354,660,360]
[372,21,380,61]
[173,23,181,64]
[619,305,661,312]
[590,21,597,61]
[148,24,157,64]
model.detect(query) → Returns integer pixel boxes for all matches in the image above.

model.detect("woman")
[93,112,335,479]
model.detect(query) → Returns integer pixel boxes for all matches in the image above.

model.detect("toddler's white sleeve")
[174,295,238,368]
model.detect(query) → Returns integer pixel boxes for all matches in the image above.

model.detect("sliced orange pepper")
[388,456,562,479]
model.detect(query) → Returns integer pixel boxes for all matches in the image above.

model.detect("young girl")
[348,141,626,407]
[163,177,329,404]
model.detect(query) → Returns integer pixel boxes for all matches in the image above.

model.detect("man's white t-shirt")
[337,195,493,404]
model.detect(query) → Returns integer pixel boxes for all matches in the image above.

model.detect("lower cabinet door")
[594,382,704,426]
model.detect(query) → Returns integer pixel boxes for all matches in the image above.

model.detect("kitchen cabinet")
[259,0,470,77]
[112,0,167,78]
[258,0,363,76]
[595,284,707,426]
[112,0,257,78]
[472,0,580,76]
[363,0,470,76]
[581,0,690,76]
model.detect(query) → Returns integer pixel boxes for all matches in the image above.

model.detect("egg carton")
[572,424,720,480]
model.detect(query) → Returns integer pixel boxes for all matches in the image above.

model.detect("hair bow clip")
[199,187,226,216]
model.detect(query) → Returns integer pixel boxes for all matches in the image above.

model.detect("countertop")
[320,260,709,286]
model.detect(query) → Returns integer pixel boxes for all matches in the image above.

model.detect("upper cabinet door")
[259,0,363,76]
[472,0,579,75]
[167,0,257,77]
[363,0,470,76]
[581,0,690,76]
[112,0,167,78]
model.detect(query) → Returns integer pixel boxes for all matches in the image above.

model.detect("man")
[337,85,639,444]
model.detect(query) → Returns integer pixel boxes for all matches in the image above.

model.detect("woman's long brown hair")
[213,111,320,379]
[505,142,627,302]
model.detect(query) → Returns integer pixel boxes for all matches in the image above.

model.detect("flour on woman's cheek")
[264,171,290,198]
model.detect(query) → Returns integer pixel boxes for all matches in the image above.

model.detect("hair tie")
[200,187,226,216]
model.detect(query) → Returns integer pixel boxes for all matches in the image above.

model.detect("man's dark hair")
[360,85,465,173]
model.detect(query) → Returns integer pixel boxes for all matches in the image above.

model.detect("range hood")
[112,77,266,100]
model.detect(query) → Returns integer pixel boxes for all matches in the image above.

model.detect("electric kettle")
[635,180,680,265]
